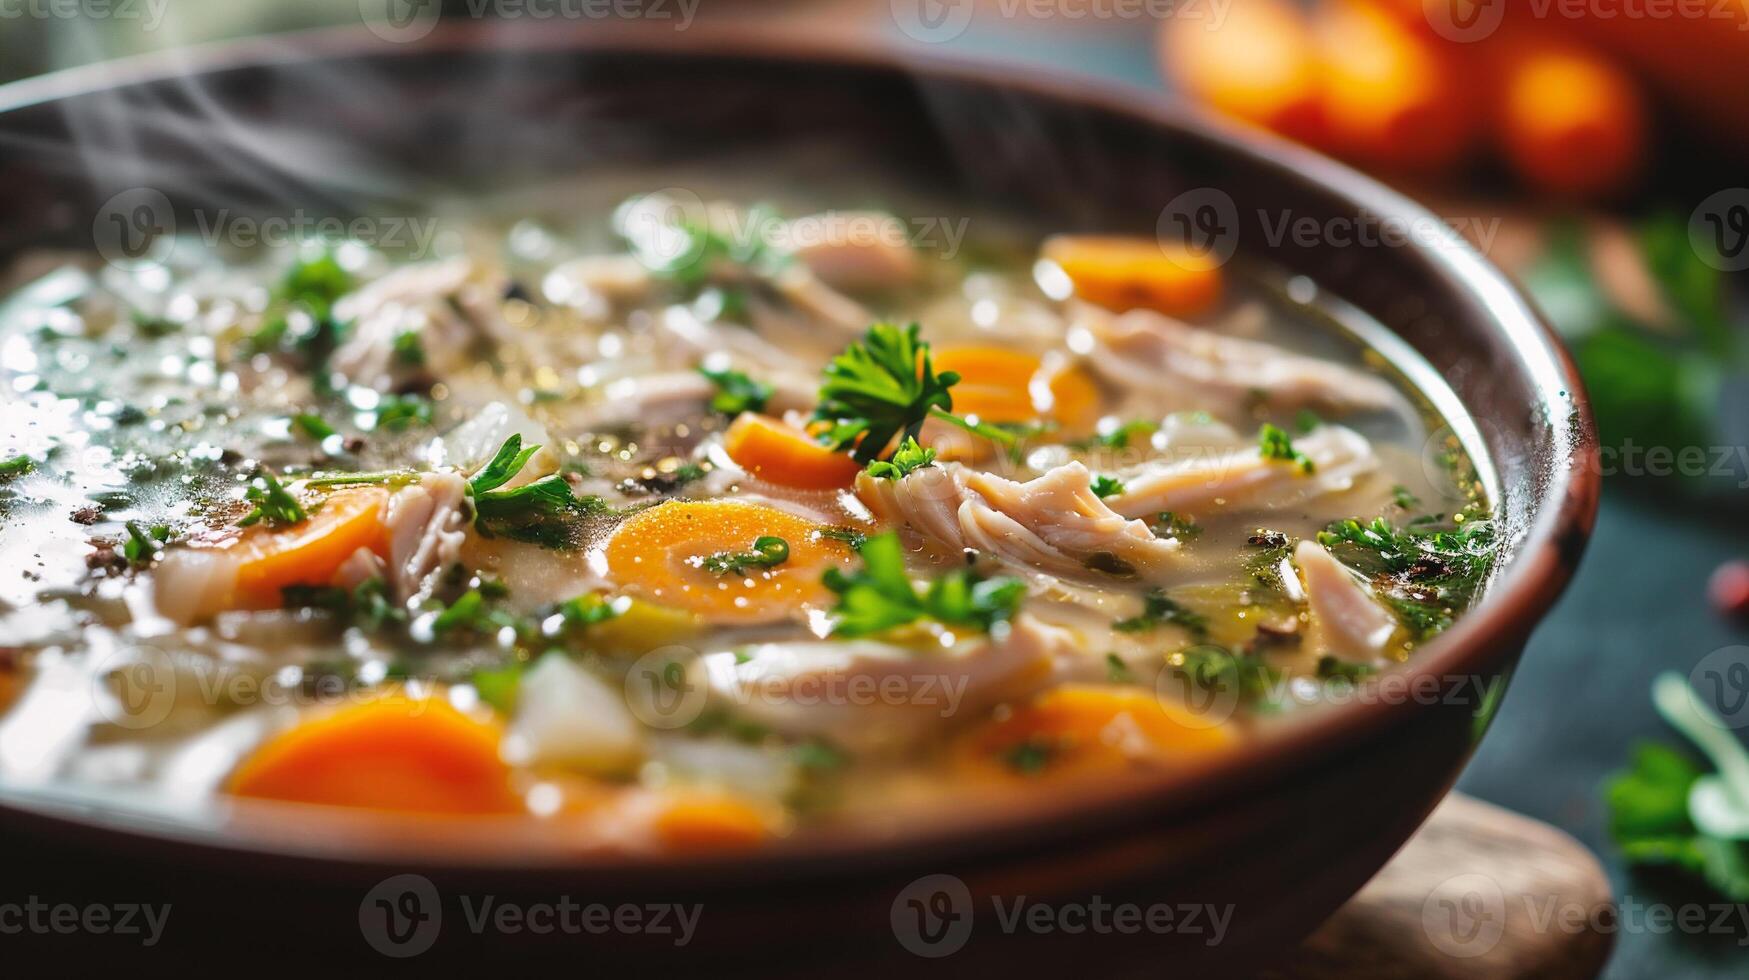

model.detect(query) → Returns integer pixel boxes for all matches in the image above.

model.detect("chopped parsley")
[283,577,405,631]
[1316,516,1497,638]
[121,522,170,567]
[1090,475,1126,499]
[1258,423,1314,474]
[237,469,306,528]
[1315,655,1377,683]
[1170,646,1280,706]
[864,437,937,480]
[291,413,336,441]
[1391,484,1421,510]
[1294,409,1322,434]
[1113,590,1210,639]
[466,435,611,548]
[813,322,1014,465]
[247,248,355,367]
[1082,420,1157,450]
[1152,511,1202,540]
[0,455,33,480]
[369,393,432,432]
[701,535,790,576]
[698,365,772,417]
[392,329,426,367]
[1105,652,1134,683]
[823,531,1025,638]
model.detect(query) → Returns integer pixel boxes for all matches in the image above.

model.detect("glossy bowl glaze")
[0,24,1599,974]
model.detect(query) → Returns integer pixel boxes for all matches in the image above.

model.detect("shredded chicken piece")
[1294,541,1398,661]
[786,211,920,291]
[329,258,510,389]
[696,615,1067,752]
[1105,425,1382,518]
[1072,303,1411,417]
[856,461,1183,584]
[379,473,468,604]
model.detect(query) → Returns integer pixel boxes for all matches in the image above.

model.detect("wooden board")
[1262,793,1614,979]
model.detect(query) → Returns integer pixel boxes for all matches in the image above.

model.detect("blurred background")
[4,2,1748,976]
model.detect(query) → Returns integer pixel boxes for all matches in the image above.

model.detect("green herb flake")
[237,469,306,528]
[823,531,1025,638]
[1258,423,1314,474]
[1114,590,1210,639]
[698,365,773,417]
[864,436,938,481]
[701,535,791,576]
[1090,475,1126,499]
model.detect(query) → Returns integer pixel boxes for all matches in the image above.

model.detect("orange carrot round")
[651,791,771,852]
[722,413,862,491]
[603,500,852,624]
[230,487,389,606]
[1041,235,1224,320]
[934,346,1101,430]
[227,693,521,815]
[956,684,1233,782]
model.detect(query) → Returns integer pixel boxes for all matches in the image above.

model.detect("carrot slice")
[652,791,771,852]
[1042,235,1223,319]
[956,684,1233,781]
[1315,0,1478,174]
[723,413,862,491]
[933,346,1100,430]
[230,487,390,607]
[602,500,852,624]
[1160,0,1325,145]
[227,693,522,815]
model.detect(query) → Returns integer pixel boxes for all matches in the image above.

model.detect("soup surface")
[0,186,1496,851]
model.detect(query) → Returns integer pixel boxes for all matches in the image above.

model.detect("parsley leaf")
[1169,646,1280,706]
[701,535,790,576]
[121,521,170,567]
[1316,516,1497,639]
[466,435,611,548]
[822,532,1025,637]
[1258,423,1315,474]
[237,469,306,528]
[0,455,34,480]
[1090,475,1126,499]
[1114,590,1209,639]
[283,577,405,631]
[698,365,773,417]
[291,412,336,441]
[814,322,959,464]
[864,437,937,480]
[1152,511,1202,540]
